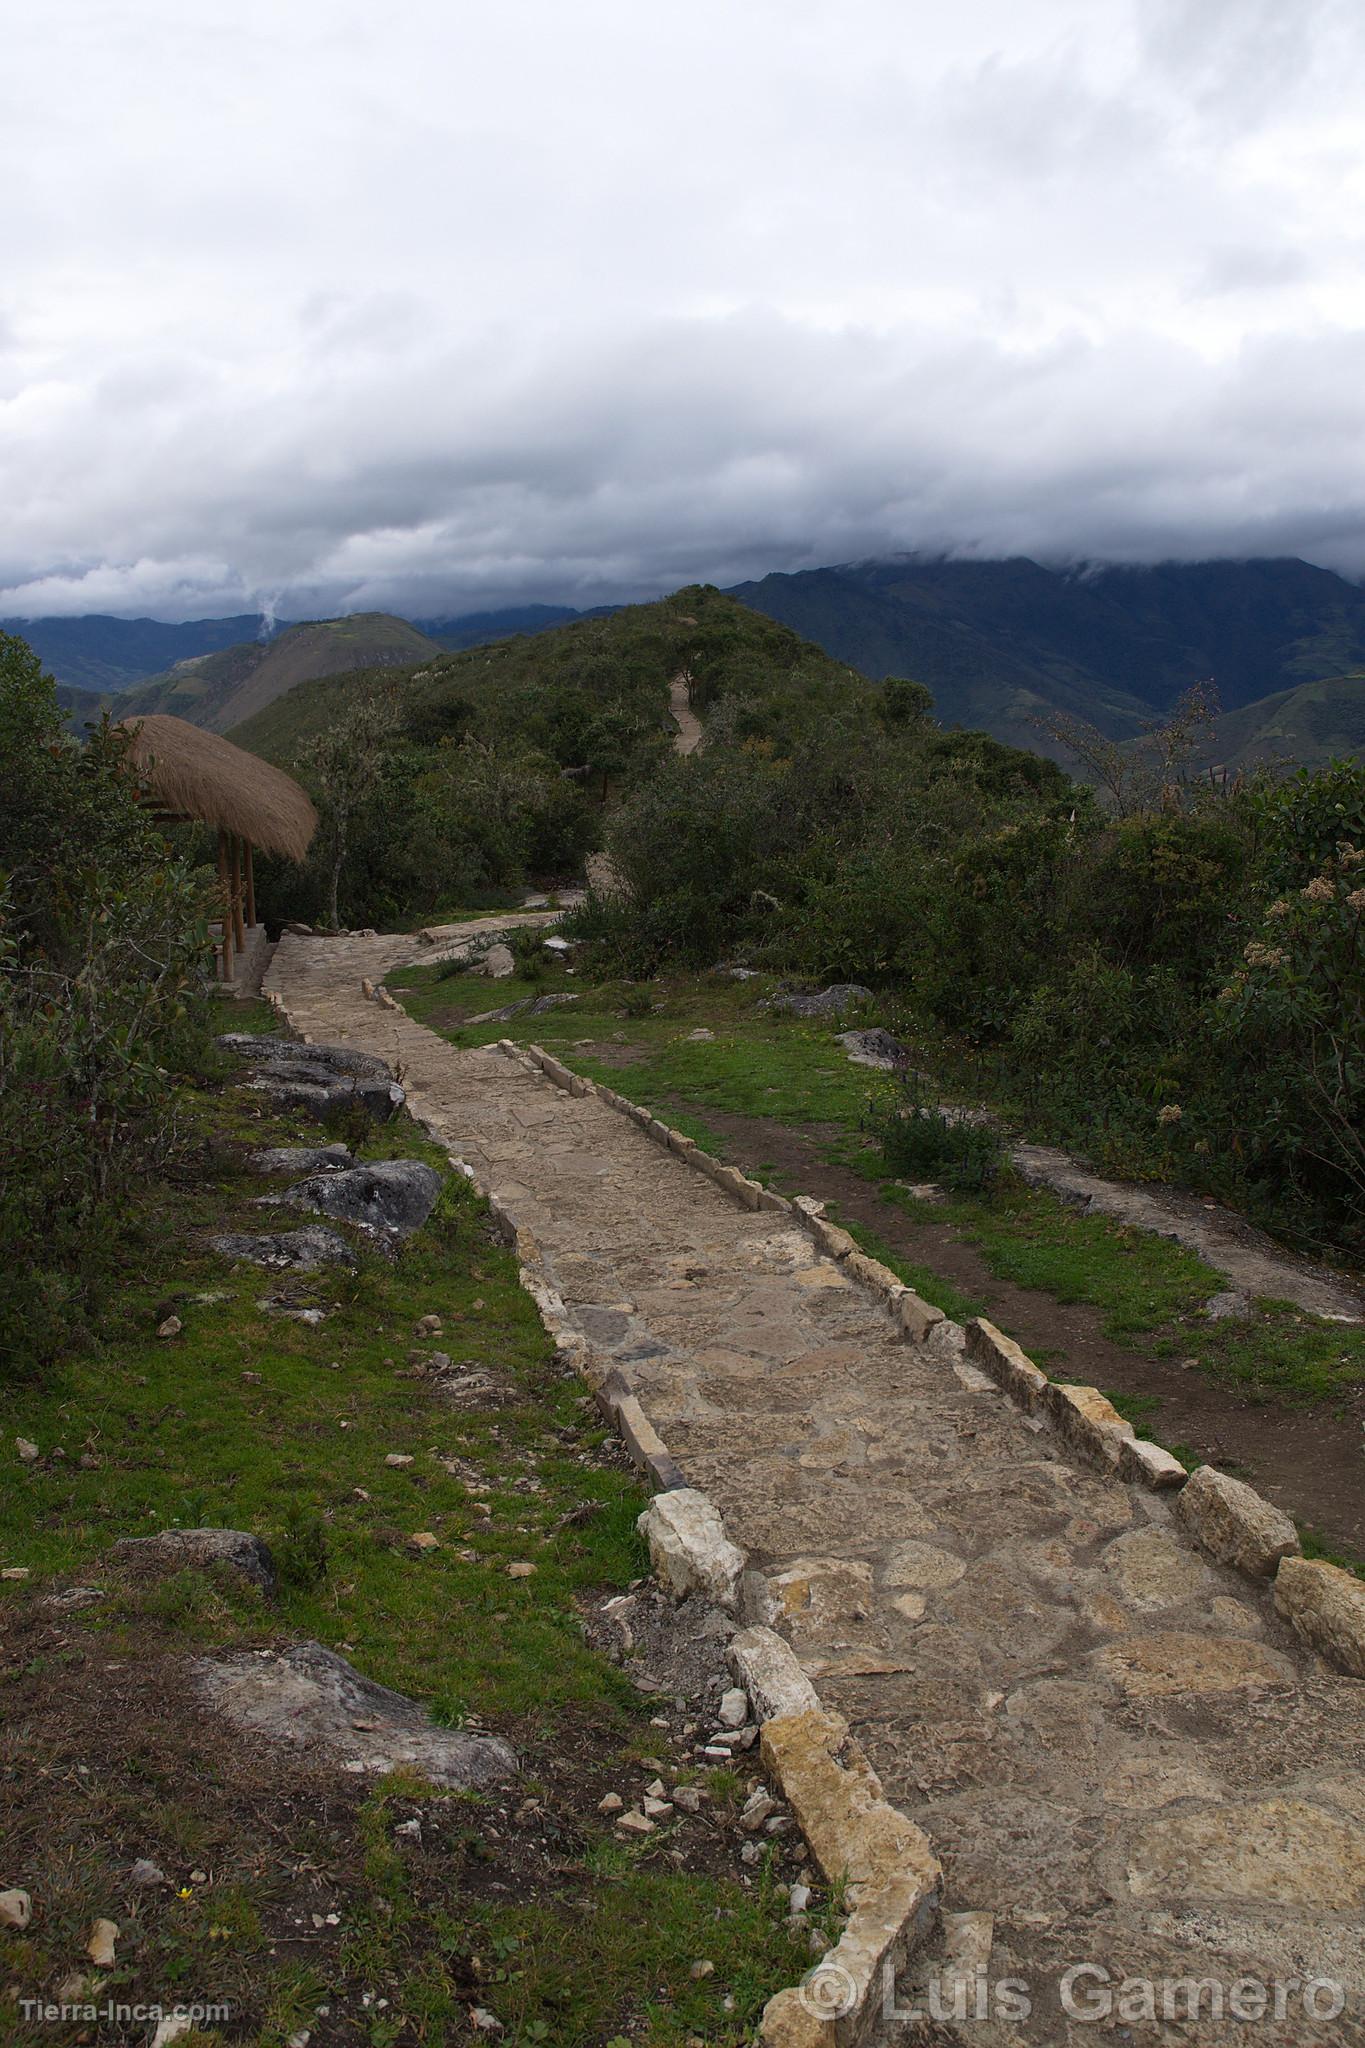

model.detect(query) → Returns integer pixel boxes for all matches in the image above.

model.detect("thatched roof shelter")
[116,713,317,861]
[116,713,317,982]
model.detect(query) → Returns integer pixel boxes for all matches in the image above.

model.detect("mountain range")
[730,556,1365,760]
[18,554,1365,768]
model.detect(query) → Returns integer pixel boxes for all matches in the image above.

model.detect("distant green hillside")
[1,612,274,693]
[231,585,859,767]
[730,555,1365,757]
[1192,673,1365,775]
[54,681,114,733]
[119,614,444,733]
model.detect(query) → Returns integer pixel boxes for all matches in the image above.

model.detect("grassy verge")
[388,958,1365,1418]
[0,997,825,2045]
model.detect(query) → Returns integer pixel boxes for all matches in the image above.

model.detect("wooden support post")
[244,840,257,929]
[216,828,234,981]
[231,834,247,951]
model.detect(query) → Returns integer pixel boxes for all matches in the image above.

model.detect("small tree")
[880,677,935,725]
[1036,682,1219,817]
[304,686,400,929]
[0,633,213,1372]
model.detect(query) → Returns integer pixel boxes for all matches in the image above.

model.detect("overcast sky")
[4,0,1365,620]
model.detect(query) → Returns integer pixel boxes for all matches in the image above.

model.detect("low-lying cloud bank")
[6,312,1365,621]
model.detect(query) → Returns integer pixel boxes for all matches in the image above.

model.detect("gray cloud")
[4,0,1365,619]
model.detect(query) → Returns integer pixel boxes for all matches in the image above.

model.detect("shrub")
[0,634,213,1373]
[1208,835,1365,1247]
[869,1076,1005,1197]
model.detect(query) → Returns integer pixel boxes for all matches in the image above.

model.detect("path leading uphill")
[267,926,1365,2047]
[670,670,704,754]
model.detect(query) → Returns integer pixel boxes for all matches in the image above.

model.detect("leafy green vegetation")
[0,634,214,1374]
[567,703,1365,1255]
[231,587,861,933]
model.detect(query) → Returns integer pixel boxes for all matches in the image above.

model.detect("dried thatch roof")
[116,713,317,861]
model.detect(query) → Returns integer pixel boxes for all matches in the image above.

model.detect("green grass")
[923,1184,1220,1338]
[0,1008,818,2043]
[389,960,891,1130]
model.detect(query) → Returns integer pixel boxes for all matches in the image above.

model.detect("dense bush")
[568,689,1365,1255]
[870,1086,1005,1197]
[0,634,213,1372]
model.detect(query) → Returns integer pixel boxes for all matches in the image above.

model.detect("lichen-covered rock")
[219,1035,390,1079]
[836,1027,907,1069]
[210,1226,356,1271]
[278,1159,442,1239]
[195,1641,517,1788]
[248,1144,353,1177]
[114,1527,275,1591]
[219,1036,405,1121]
[770,983,872,1019]
[1274,1555,1365,1677]
[246,1059,404,1122]
[1174,1464,1300,1577]
[472,944,516,979]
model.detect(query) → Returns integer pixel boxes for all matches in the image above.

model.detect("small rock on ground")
[837,1026,908,1069]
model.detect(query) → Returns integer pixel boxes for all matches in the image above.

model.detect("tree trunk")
[327,820,345,931]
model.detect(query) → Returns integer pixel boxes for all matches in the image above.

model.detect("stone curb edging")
[500,1036,1365,1685]
[728,1627,942,2046]
[507,1041,947,1347]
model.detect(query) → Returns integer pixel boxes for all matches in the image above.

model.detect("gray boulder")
[770,982,873,1018]
[218,1035,390,1080]
[217,1031,297,1061]
[220,1034,404,1121]
[195,1641,517,1789]
[837,1027,907,1070]
[247,1059,404,1122]
[210,1226,356,1271]
[472,943,516,979]
[114,1527,275,1592]
[466,999,533,1025]
[278,1159,442,1239]
[249,1144,353,1177]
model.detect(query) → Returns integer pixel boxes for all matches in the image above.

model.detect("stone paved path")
[268,927,1365,2046]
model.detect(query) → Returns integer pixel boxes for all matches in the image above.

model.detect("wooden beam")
[244,840,257,929]
[217,828,233,981]
[231,835,247,950]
